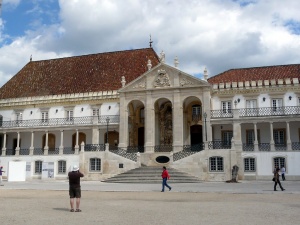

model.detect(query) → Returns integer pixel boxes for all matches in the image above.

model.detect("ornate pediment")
[180,78,194,86]
[132,79,146,89]
[153,69,171,88]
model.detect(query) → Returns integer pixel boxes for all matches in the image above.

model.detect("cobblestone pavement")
[0,181,299,225]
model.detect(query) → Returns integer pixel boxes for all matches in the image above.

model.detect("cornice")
[211,85,300,96]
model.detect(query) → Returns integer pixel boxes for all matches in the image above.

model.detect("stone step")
[102,166,201,183]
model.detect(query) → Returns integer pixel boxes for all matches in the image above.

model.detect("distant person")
[161,166,171,192]
[68,165,84,212]
[0,166,4,186]
[281,166,286,181]
[273,168,285,191]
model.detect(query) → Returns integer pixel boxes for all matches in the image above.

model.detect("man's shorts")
[69,187,81,198]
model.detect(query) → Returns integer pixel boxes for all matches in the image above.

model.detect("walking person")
[161,166,171,192]
[281,166,286,181]
[0,166,5,186]
[273,167,285,191]
[68,165,84,212]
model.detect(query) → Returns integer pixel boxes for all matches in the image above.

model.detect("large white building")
[0,48,299,181]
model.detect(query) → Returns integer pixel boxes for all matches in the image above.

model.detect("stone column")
[172,90,183,152]
[15,132,20,156]
[203,89,212,142]
[254,123,259,152]
[2,132,7,156]
[118,93,128,148]
[92,128,99,144]
[286,122,292,150]
[270,122,275,151]
[29,131,34,155]
[59,130,64,154]
[44,130,49,155]
[144,91,155,153]
[233,122,242,150]
[75,129,79,154]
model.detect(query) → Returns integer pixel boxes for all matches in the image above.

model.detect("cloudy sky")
[0,0,300,87]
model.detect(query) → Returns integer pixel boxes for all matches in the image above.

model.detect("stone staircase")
[102,166,202,183]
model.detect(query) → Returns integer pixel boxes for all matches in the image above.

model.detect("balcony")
[0,115,120,129]
[211,106,300,119]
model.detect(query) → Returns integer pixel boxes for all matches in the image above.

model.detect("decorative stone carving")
[154,69,171,87]
[180,78,194,86]
[132,80,146,89]
[159,103,173,145]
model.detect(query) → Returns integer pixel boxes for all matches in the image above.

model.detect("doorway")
[190,125,202,145]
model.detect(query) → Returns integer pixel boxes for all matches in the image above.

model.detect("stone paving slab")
[1,180,300,225]
[0,180,299,194]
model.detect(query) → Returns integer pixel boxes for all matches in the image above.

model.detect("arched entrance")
[154,98,173,151]
[127,100,145,152]
[183,96,203,146]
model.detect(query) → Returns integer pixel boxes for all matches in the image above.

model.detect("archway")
[154,98,173,147]
[183,96,203,145]
[104,131,119,150]
[127,100,145,152]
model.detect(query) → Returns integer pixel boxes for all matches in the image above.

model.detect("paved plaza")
[0,180,300,225]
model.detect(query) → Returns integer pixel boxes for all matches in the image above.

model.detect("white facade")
[1,59,300,182]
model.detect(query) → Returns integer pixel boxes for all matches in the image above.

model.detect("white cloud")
[1,0,300,87]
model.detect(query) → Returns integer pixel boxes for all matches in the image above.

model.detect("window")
[66,110,74,121]
[246,100,257,116]
[90,158,101,171]
[93,109,99,117]
[272,99,283,113]
[192,105,201,121]
[222,101,232,113]
[41,112,49,123]
[58,160,66,174]
[244,158,255,172]
[16,112,23,121]
[140,108,145,123]
[35,161,43,174]
[273,129,286,145]
[274,157,285,170]
[209,156,223,172]
[222,131,233,146]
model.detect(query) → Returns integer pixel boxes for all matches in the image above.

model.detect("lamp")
[30,111,33,115]
[263,97,266,102]
[56,109,58,113]
[106,117,110,144]
[203,112,207,142]
[289,96,292,100]
[81,107,84,112]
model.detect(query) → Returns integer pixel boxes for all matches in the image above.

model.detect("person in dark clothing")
[68,165,84,212]
[161,166,171,192]
[273,167,285,191]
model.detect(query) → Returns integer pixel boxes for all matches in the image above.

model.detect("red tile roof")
[208,64,300,84]
[0,48,160,99]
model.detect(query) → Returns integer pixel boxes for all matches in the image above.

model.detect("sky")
[0,0,300,87]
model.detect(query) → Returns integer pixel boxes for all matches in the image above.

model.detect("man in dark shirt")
[68,165,84,212]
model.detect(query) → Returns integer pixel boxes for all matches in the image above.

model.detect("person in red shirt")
[68,165,84,212]
[161,166,171,192]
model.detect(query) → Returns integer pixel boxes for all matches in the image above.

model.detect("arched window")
[244,158,255,172]
[90,158,101,171]
[209,156,223,172]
